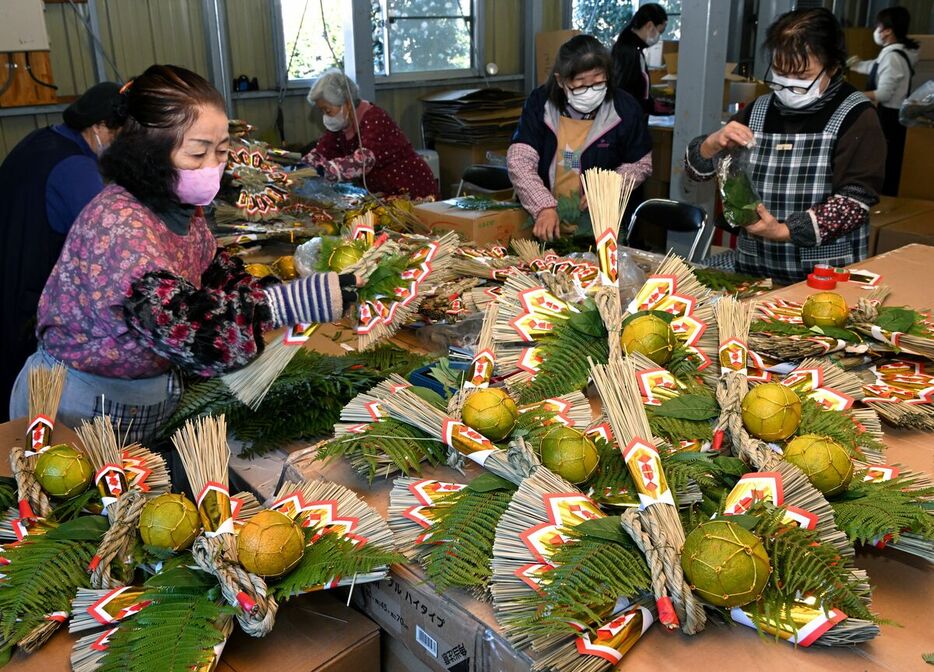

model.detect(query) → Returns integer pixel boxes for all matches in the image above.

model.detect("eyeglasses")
[567,81,608,96]
[763,66,825,95]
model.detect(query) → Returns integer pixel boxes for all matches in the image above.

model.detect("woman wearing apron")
[685,8,886,285]
[508,35,653,242]
[850,6,919,196]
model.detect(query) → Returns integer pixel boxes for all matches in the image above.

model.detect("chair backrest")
[626,198,710,262]
[460,164,512,192]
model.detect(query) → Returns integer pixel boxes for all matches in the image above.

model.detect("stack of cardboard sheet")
[421,88,525,145]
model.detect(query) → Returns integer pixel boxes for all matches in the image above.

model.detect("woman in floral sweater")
[9,65,356,443]
[303,69,439,199]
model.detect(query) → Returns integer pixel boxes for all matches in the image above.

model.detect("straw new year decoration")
[12,364,66,519]
[713,297,853,557]
[173,416,278,636]
[75,416,144,590]
[581,168,636,286]
[222,239,400,410]
[448,301,500,415]
[590,355,707,634]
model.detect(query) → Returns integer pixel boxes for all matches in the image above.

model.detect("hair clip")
[119,79,134,95]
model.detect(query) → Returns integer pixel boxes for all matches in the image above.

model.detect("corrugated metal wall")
[0,0,561,158]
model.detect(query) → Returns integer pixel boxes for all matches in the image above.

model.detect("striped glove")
[262,273,346,327]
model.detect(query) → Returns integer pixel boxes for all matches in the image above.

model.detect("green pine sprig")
[270,530,403,600]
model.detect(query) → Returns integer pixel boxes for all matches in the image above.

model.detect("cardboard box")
[661,53,747,110]
[414,200,532,246]
[434,140,512,199]
[875,215,934,254]
[221,596,380,672]
[535,29,580,85]
[899,126,934,200]
[868,196,934,255]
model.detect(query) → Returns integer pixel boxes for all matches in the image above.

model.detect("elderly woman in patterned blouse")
[303,69,439,199]
[9,65,357,443]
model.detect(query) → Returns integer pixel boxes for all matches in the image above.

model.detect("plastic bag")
[618,248,647,304]
[293,236,323,277]
[716,147,762,228]
[900,80,934,128]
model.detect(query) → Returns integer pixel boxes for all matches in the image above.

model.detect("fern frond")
[0,477,17,512]
[96,586,233,672]
[270,531,403,600]
[423,479,516,593]
[508,530,651,639]
[317,419,446,482]
[648,414,713,443]
[754,508,875,624]
[516,317,609,404]
[0,519,104,645]
[586,437,638,508]
[831,471,934,546]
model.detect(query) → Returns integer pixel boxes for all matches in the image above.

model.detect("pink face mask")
[174,162,225,206]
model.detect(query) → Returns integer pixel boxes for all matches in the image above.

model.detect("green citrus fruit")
[681,519,771,607]
[621,315,677,365]
[237,509,305,577]
[35,444,92,498]
[139,493,201,551]
[328,244,364,272]
[461,388,518,441]
[801,292,849,328]
[783,434,854,496]
[741,383,802,442]
[539,426,599,484]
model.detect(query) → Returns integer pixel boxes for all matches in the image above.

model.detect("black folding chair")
[456,164,513,198]
[625,198,710,262]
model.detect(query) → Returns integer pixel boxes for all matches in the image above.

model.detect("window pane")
[281,0,345,80]
[658,0,681,41]
[372,0,386,75]
[388,0,471,19]
[388,17,472,73]
[572,0,633,47]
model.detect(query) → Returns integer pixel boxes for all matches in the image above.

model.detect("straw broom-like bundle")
[581,168,636,287]
[448,302,499,415]
[173,416,278,636]
[590,355,707,634]
[450,253,516,280]
[69,586,148,634]
[464,285,501,312]
[222,239,402,410]
[713,298,853,557]
[511,238,545,264]
[76,416,146,590]
[121,444,171,494]
[851,285,934,360]
[387,477,466,560]
[12,364,66,519]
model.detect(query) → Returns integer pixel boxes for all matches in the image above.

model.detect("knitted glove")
[262,273,344,327]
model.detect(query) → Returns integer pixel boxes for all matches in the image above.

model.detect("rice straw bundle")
[464,286,501,312]
[69,586,148,634]
[851,286,934,360]
[510,238,546,264]
[713,298,853,558]
[451,253,516,280]
[582,168,636,286]
[448,302,500,415]
[120,444,171,494]
[590,355,706,634]
[12,364,67,519]
[76,417,145,589]
[222,239,400,409]
[270,480,395,593]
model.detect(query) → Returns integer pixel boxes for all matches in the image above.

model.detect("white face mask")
[644,27,661,47]
[564,86,606,113]
[771,72,825,109]
[872,27,886,47]
[93,130,106,156]
[323,111,346,132]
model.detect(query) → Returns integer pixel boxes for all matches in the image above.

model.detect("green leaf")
[575,516,628,544]
[923,652,934,664]
[875,307,916,333]
[144,566,216,590]
[409,386,447,409]
[811,325,861,343]
[716,513,759,531]
[45,514,109,540]
[466,473,514,493]
[652,394,719,421]
[567,303,606,338]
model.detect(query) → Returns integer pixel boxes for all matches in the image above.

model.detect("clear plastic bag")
[716,147,762,228]
[293,236,323,277]
[900,80,934,128]
[618,248,647,304]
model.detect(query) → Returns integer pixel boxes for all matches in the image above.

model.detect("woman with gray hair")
[303,68,439,198]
